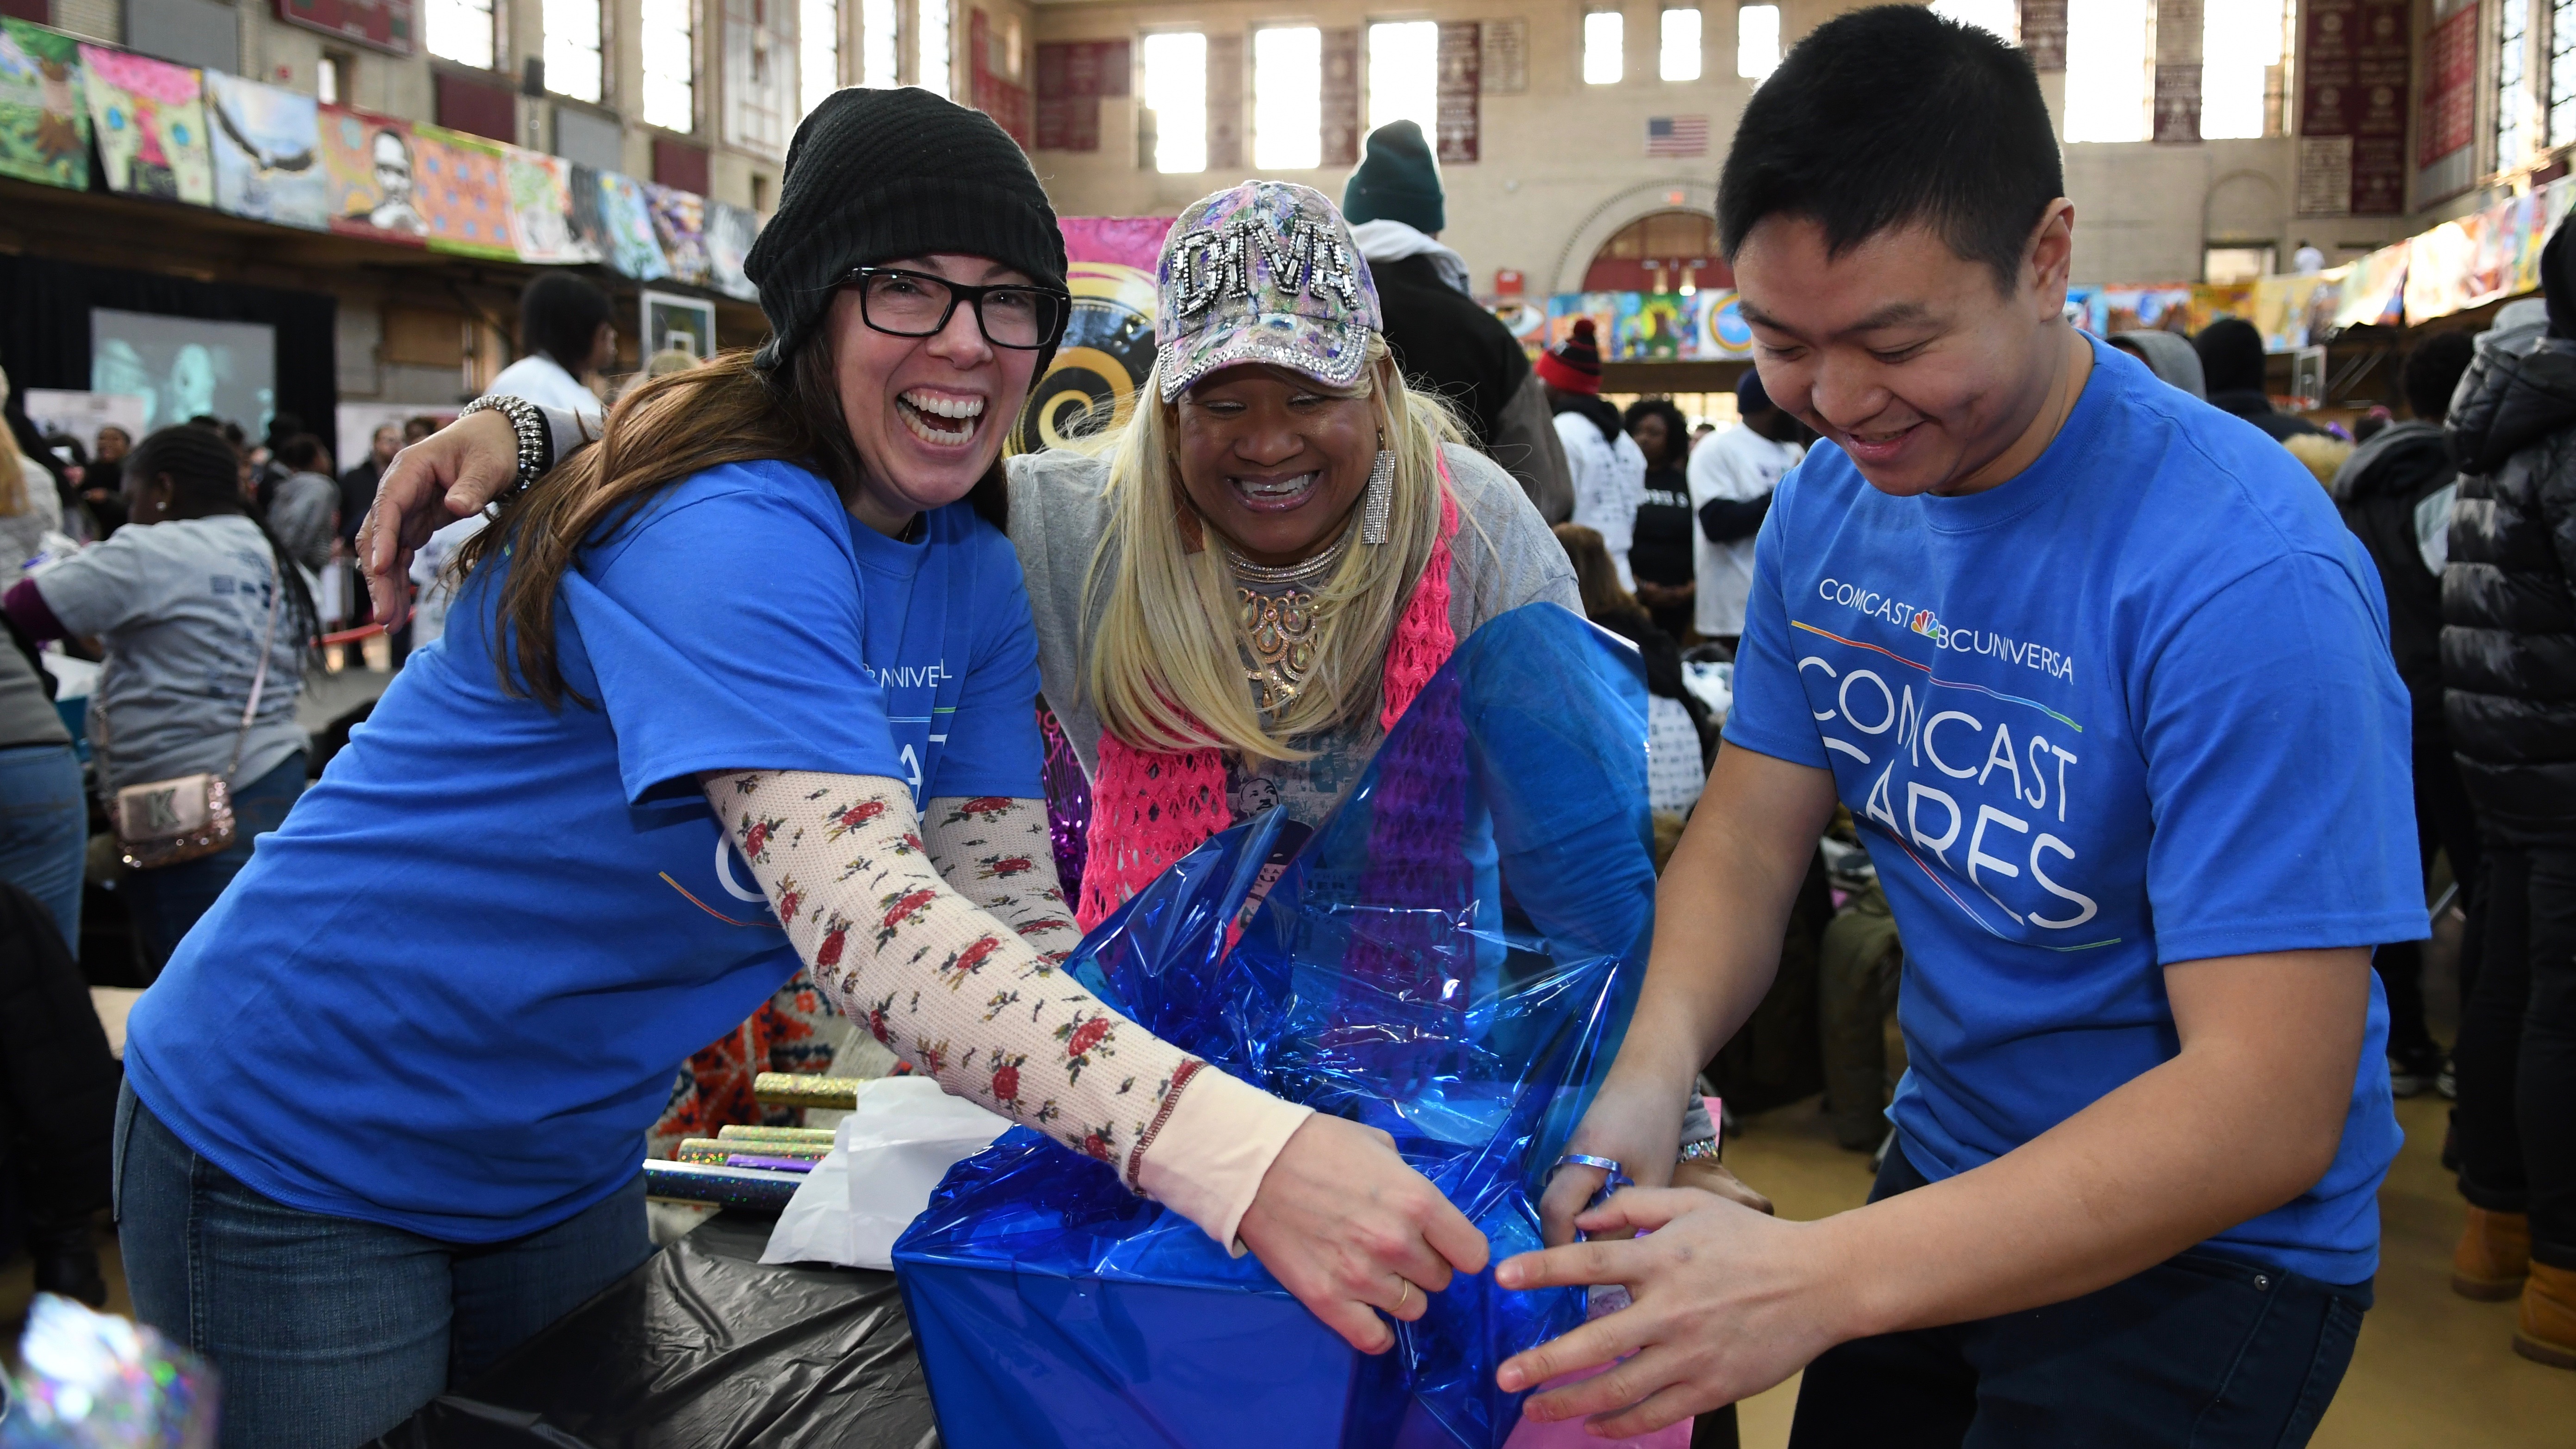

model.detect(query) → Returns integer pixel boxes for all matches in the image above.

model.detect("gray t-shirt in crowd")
[33,514,307,793]
[0,637,69,749]
[1009,441,1582,829]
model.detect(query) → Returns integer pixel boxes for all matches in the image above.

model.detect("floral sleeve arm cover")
[704,770,1311,1248]
[918,795,1082,969]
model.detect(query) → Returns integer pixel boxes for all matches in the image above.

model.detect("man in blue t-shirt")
[1489,12,2421,1446]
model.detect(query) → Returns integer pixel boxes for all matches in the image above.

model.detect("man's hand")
[357,411,519,624]
[1496,1188,1840,1436]
[1236,1113,1491,1355]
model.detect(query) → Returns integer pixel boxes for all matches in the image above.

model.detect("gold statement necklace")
[1224,522,1355,714]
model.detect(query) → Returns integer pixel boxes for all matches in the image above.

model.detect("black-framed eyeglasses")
[838,266,1070,350]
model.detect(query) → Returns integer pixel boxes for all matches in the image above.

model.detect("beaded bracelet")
[457,394,552,495]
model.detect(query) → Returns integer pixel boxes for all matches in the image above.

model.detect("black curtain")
[0,252,336,446]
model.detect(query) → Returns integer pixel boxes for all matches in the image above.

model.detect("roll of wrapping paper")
[726,1154,818,1173]
[675,1138,832,1164]
[716,1124,839,1145]
[641,1158,805,1212]
[754,1072,864,1109]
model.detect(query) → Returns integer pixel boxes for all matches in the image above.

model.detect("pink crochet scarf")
[1076,472,1463,930]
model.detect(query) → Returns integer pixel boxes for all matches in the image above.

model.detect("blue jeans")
[115,1083,655,1448]
[0,741,86,952]
[124,753,305,978]
[1788,1143,2371,1448]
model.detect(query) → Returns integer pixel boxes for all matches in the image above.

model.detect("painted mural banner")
[0,19,88,191]
[413,124,515,260]
[644,182,712,287]
[319,103,426,243]
[594,167,671,281]
[705,200,760,301]
[206,72,327,230]
[502,148,600,265]
[79,44,211,204]
[1013,216,1170,454]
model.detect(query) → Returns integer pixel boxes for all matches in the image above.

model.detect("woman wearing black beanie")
[118,89,1478,1444]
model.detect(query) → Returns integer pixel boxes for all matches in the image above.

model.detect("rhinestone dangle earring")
[1361,446,1395,545]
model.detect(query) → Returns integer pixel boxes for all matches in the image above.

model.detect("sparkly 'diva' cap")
[1155,180,1383,403]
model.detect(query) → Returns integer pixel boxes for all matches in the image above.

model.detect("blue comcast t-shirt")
[125,460,1043,1242]
[1722,340,2422,1284]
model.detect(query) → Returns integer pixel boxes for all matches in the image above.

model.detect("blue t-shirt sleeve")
[2139,551,2427,964]
[1718,480,1831,769]
[564,474,904,802]
[924,528,1044,800]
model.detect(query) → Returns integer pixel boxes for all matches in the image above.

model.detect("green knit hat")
[1342,121,1445,235]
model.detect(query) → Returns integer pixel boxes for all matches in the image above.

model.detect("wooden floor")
[1718,1090,2576,1449]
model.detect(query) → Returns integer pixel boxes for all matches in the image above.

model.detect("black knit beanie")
[745,87,1068,373]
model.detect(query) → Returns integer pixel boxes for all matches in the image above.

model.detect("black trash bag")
[370,1213,940,1449]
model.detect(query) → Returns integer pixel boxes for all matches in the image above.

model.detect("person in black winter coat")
[1343,121,1573,522]
[2438,223,2576,1368]
[2330,330,2478,1095]
[2195,316,2327,440]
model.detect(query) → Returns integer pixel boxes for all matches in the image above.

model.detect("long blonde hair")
[0,365,25,519]
[1082,337,1463,761]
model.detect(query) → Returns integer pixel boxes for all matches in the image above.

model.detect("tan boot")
[2453,1206,2532,1300]
[2514,1262,2576,1369]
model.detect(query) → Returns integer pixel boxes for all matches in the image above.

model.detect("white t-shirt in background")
[1686,424,1803,638]
[1558,411,1647,588]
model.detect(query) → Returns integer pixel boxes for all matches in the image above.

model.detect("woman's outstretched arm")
[703,769,1490,1351]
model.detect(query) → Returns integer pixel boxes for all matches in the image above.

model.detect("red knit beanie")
[1536,318,1603,394]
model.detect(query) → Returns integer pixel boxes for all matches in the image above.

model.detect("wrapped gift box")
[897,605,1659,1449]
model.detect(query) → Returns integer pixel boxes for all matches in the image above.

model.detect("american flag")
[1646,115,1709,157]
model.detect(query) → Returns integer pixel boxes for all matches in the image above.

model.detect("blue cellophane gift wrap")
[893,604,1660,1449]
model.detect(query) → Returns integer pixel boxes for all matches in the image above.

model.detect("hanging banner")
[2414,0,2476,206]
[594,167,672,281]
[1320,27,1359,167]
[705,199,762,300]
[413,124,515,260]
[644,181,712,286]
[1013,216,1170,452]
[2403,221,2479,325]
[272,0,417,58]
[320,103,427,243]
[2300,0,2412,217]
[206,73,327,230]
[503,147,599,264]
[2330,242,2408,330]
[0,19,90,192]
[2252,270,2346,353]
[79,44,212,204]
[1436,21,1480,164]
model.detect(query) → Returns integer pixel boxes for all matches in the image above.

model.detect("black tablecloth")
[369,1212,939,1449]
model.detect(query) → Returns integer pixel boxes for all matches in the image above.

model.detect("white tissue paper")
[761,1076,1011,1269]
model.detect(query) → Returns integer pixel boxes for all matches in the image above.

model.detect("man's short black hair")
[1716,6,2062,294]
[2402,331,2476,424]
[520,272,615,374]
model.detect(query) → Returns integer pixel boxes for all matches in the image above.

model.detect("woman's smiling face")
[1173,364,1376,568]
[828,253,1042,535]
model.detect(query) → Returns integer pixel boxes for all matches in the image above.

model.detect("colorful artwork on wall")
[79,44,212,204]
[318,103,427,244]
[413,124,514,260]
[644,182,711,287]
[704,200,760,301]
[502,147,599,265]
[205,73,327,230]
[594,168,671,281]
[0,19,89,191]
